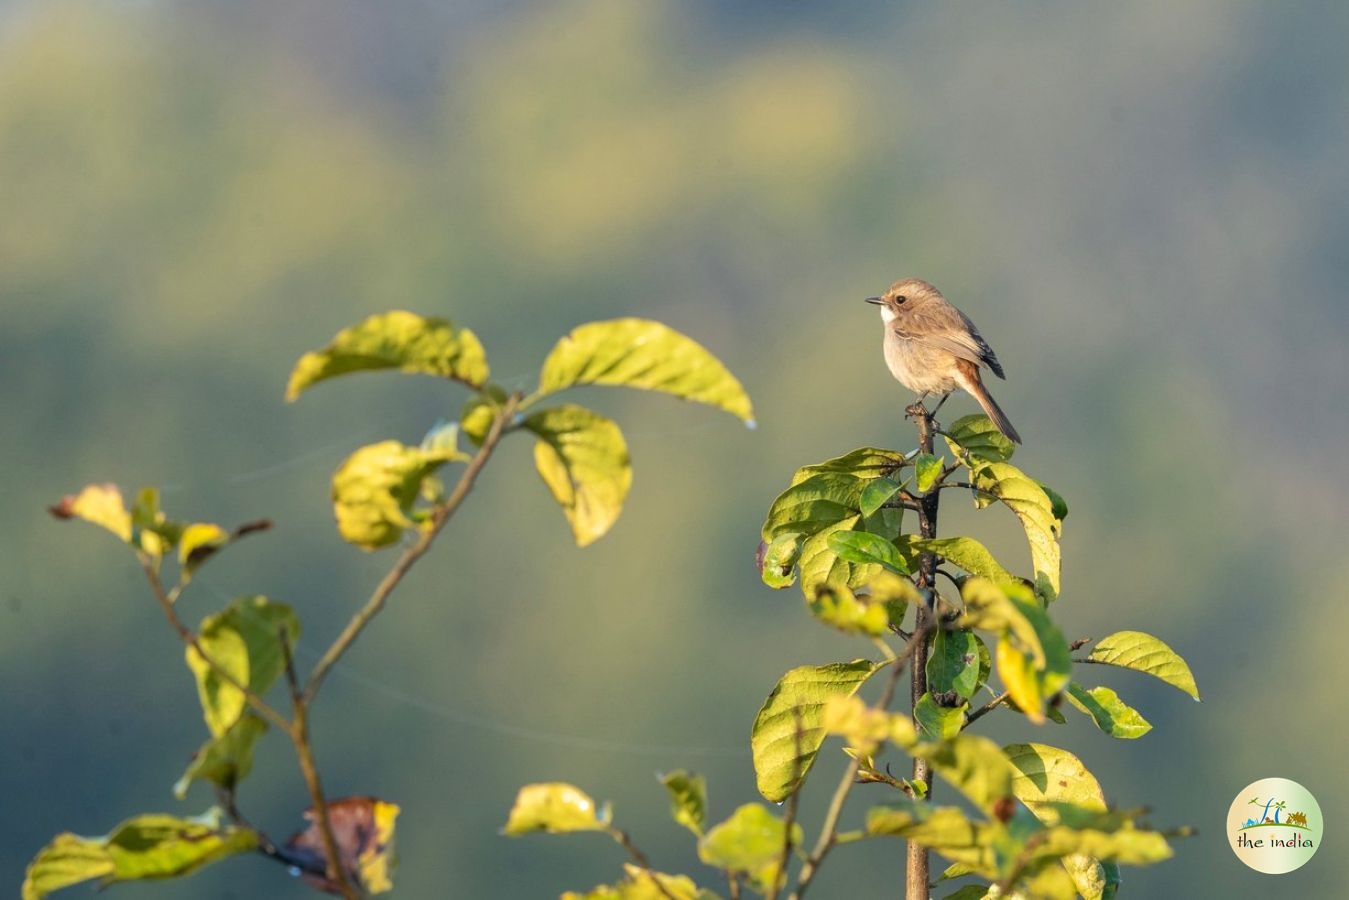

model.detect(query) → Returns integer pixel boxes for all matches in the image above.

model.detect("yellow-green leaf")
[179,522,229,576]
[823,695,917,757]
[503,783,610,835]
[914,734,1015,814]
[698,804,802,892]
[536,318,753,423]
[1002,743,1106,819]
[997,636,1046,723]
[525,405,632,547]
[751,660,882,802]
[808,582,893,636]
[185,596,299,736]
[789,447,909,486]
[1064,683,1152,739]
[1085,631,1200,700]
[914,453,943,492]
[759,532,803,589]
[173,714,268,799]
[659,770,707,836]
[286,310,489,400]
[913,536,1017,585]
[563,864,722,900]
[971,462,1061,601]
[331,440,456,550]
[865,801,999,874]
[22,835,114,900]
[48,483,132,543]
[23,810,258,900]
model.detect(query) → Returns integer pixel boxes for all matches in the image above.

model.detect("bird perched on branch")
[866,278,1021,444]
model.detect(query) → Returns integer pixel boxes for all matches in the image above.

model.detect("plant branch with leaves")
[26,311,754,900]
[507,406,1200,900]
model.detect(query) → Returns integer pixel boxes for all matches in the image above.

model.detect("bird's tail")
[955,360,1022,444]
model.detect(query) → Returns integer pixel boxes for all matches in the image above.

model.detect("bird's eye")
[895,295,907,304]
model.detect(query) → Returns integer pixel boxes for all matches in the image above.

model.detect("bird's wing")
[891,303,1006,378]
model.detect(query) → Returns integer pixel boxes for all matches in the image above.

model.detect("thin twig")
[788,625,931,900]
[607,828,680,900]
[303,393,521,705]
[282,626,358,899]
[139,562,294,736]
[964,691,1010,727]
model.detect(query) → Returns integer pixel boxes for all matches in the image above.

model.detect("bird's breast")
[882,332,959,395]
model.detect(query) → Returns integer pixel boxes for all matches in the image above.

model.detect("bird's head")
[865,277,942,322]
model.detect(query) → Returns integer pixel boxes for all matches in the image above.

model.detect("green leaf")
[913,536,1017,585]
[535,318,754,423]
[809,582,892,636]
[173,713,268,799]
[826,530,910,575]
[914,734,1015,814]
[1085,631,1200,700]
[859,476,904,517]
[751,660,883,802]
[761,472,862,541]
[47,483,132,543]
[915,693,967,740]
[185,596,299,737]
[971,462,1062,602]
[944,415,1015,464]
[659,771,707,836]
[525,405,632,547]
[564,864,722,900]
[503,783,611,835]
[927,629,983,700]
[331,440,459,550]
[286,310,488,400]
[23,810,257,900]
[698,804,802,892]
[1037,481,1069,522]
[1064,683,1152,739]
[914,454,943,492]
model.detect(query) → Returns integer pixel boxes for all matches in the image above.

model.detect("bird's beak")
[864,296,883,306]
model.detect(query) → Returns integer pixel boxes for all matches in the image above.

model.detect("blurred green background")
[3,1,1346,897]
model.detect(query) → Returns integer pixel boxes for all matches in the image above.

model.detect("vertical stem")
[283,628,358,900]
[907,403,938,900]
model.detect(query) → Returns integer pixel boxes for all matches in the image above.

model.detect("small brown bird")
[866,278,1021,444]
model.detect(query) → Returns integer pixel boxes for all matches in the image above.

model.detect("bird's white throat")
[878,305,898,324]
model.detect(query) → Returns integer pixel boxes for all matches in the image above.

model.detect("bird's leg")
[926,392,950,429]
